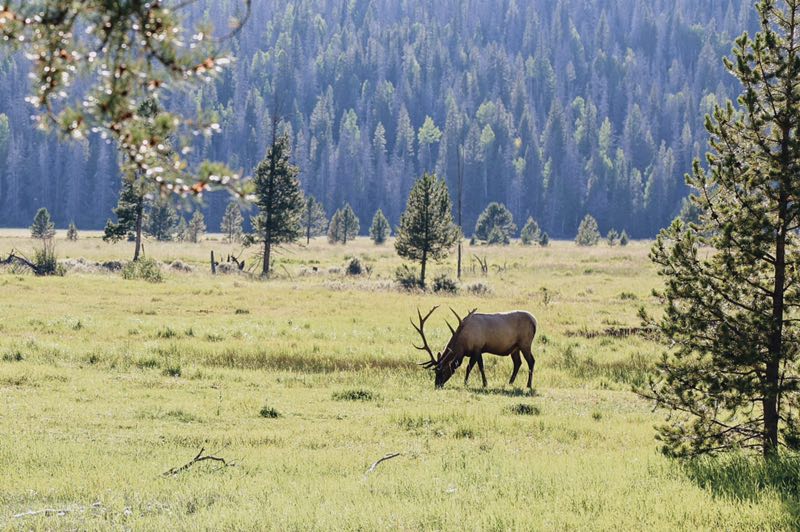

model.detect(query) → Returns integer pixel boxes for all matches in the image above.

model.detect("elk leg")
[521,346,536,388]
[476,354,488,388]
[509,350,522,385]
[464,356,477,385]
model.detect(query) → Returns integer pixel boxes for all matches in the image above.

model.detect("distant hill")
[0,0,756,238]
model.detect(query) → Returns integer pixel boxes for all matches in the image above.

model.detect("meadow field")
[0,230,796,530]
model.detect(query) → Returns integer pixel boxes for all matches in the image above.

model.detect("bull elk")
[412,306,538,388]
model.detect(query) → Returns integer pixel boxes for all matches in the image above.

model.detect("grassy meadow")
[0,230,795,530]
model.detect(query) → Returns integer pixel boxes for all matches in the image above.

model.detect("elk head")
[412,306,477,388]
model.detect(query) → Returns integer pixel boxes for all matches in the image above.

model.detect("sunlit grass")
[0,231,793,529]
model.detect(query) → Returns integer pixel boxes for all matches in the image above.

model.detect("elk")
[412,306,538,389]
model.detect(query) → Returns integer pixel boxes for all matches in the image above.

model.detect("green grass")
[0,231,794,529]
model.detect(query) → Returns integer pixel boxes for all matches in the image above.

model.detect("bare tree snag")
[162,447,235,477]
[364,452,401,477]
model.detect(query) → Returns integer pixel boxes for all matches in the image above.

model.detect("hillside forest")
[0,0,756,238]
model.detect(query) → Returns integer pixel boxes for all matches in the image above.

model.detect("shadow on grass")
[202,348,411,373]
[684,453,800,525]
[470,386,537,398]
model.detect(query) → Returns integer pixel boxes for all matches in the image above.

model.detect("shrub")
[575,214,600,246]
[66,222,78,241]
[346,257,363,276]
[619,230,630,246]
[538,232,550,247]
[432,273,459,294]
[122,258,163,283]
[162,364,182,378]
[508,403,540,416]
[466,281,492,296]
[395,264,420,290]
[259,404,280,418]
[520,217,541,245]
[606,229,619,246]
[33,240,65,276]
[332,389,376,401]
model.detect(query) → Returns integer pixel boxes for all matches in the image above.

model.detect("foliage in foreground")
[645,0,800,458]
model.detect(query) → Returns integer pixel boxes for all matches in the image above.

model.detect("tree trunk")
[764,185,788,456]
[262,228,271,277]
[420,249,427,288]
[133,199,143,261]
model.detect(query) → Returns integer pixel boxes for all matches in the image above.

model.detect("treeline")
[0,0,755,238]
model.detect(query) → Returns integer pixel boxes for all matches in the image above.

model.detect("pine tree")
[303,196,328,244]
[175,217,188,242]
[327,203,360,244]
[66,222,78,241]
[474,202,516,245]
[520,217,541,245]
[619,230,630,246]
[146,198,178,242]
[606,229,619,246]
[187,211,206,243]
[103,99,159,261]
[30,208,55,240]
[370,209,390,245]
[575,214,600,246]
[538,232,550,247]
[395,172,459,288]
[646,0,800,458]
[248,133,304,277]
[221,201,245,244]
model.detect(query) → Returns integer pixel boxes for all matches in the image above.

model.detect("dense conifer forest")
[0,0,755,238]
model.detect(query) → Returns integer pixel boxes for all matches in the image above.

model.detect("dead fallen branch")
[13,502,103,519]
[0,249,42,275]
[364,452,401,477]
[162,447,235,477]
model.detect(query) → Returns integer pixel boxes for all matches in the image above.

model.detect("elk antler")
[447,307,478,334]
[412,306,439,368]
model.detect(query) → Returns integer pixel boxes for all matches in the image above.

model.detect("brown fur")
[435,311,538,388]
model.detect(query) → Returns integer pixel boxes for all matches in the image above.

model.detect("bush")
[620,230,630,246]
[432,273,459,294]
[508,403,540,416]
[466,281,492,296]
[538,232,550,247]
[66,222,78,241]
[259,404,280,418]
[346,257,363,276]
[520,217,541,245]
[332,389,376,401]
[33,240,65,276]
[575,214,600,246]
[395,264,420,290]
[122,258,163,283]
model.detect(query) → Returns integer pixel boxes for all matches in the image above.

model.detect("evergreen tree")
[104,178,147,259]
[30,208,55,240]
[66,222,78,241]
[303,196,328,244]
[103,99,160,261]
[221,201,245,244]
[187,211,206,243]
[395,172,459,288]
[646,0,800,457]
[327,204,360,244]
[520,217,541,245]
[619,230,630,246]
[575,214,600,246]
[606,229,619,246]
[146,198,178,242]
[370,209,390,244]
[474,202,516,245]
[538,232,550,247]
[248,133,305,277]
[175,217,188,242]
